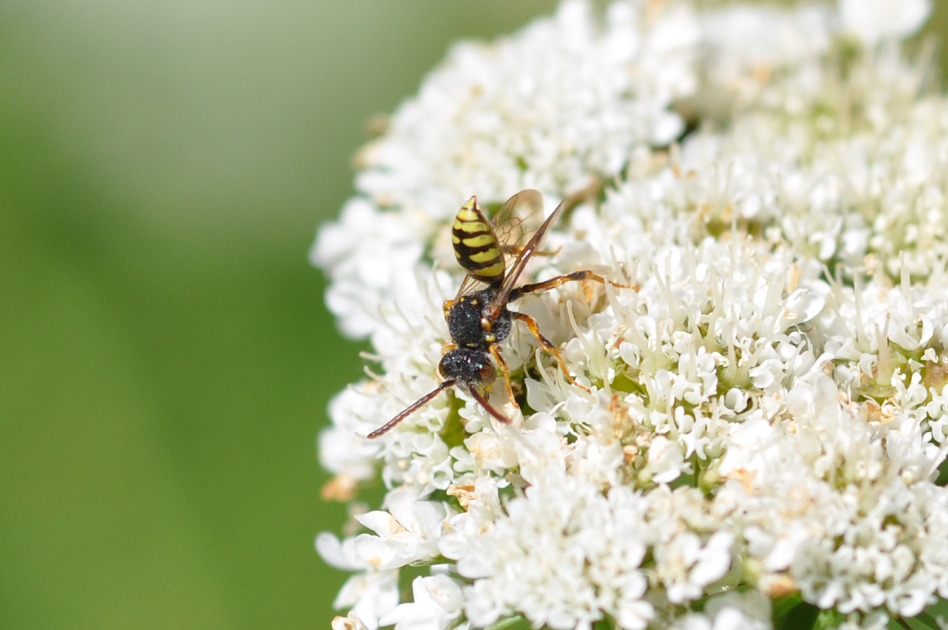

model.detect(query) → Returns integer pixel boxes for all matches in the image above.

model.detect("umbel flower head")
[311,0,948,629]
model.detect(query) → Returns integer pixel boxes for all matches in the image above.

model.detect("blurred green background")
[1,2,947,629]
[0,1,556,628]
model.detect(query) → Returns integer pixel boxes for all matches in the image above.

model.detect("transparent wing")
[489,189,544,259]
[452,189,544,301]
[484,195,566,323]
[452,272,485,301]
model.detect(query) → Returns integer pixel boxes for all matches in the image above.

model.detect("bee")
[368,189,628,439]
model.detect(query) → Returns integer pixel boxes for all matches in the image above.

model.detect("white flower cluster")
[312,1,948,629]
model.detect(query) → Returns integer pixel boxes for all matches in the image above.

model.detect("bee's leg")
[489,343,517,407]
[509,271,637,302]
[502,244,560,258]
[441,342,457,355]
[511,312,592,393]
[442,299,455,321]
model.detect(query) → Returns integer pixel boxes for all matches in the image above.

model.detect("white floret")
[313,0,948,627]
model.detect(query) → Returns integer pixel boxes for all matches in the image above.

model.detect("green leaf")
[813,609,846,630]
[775,600,819,630]
[772,594,804,623]
[485,615,529,630]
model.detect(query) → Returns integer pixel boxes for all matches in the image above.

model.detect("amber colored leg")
[509,270,637,302]
[442,299,455,321]
[489,343,517,407]
[511,312,592,393]
[502,244,560,258]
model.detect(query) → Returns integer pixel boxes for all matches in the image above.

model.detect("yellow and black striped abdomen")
[452,196,505,285]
